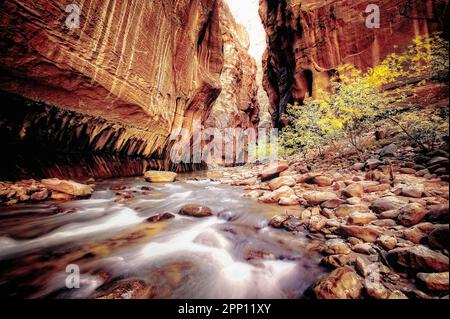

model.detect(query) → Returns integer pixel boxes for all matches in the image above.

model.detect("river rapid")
[0,175,326,298]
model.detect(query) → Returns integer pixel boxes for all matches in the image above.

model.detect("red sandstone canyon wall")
[0,0,265,178]
[259,0,449,125]
[206,1,260,133]
[0,0,224,162]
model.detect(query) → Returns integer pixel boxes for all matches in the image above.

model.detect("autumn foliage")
[280,33,449,157]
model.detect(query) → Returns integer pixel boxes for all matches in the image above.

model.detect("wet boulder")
[92,280,152,299]
[179,205,212,217]
[41,178,93,196]
[144,171,177,183]
[147,212,175,223]
[268,215,289,228]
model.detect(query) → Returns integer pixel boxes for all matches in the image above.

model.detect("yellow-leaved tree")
[279,32,449,158]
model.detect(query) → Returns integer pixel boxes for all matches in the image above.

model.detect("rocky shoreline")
[0,178,94,205]
[0,141,448,299]
[210,143,449,299]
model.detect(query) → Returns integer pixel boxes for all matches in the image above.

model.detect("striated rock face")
[259,0,449,125]
[256,59,273,130]
[206,1,259,134]
[0,0,225,178]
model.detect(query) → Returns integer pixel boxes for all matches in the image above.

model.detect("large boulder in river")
[146,212,175,223]
[41,179,93,196]
[269,215,289,228]
[179,204,213,217]
[313,267,363,299]
[385,245,449,272]
[92,279,152,299]
[144,171,177,183]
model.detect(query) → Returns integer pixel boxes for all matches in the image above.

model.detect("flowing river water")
[0,174,327,298]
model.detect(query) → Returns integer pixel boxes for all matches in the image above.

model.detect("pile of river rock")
[0,178,94,205]
[214,143,449,299]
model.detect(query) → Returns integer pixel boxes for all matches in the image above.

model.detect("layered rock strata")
[205,2,260,134]
[0,0,227,177]
[205,1,261,165]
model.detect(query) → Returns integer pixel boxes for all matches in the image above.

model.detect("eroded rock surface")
[0,0,231,177]
[206,1,260,137]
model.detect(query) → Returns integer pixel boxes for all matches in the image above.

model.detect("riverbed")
[0,175,326,298]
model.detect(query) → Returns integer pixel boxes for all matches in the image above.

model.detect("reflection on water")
[0,176,326,298]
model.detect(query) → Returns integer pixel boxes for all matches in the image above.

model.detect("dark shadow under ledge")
[0,91,205,181]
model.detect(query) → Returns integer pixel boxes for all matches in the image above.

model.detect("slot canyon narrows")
[0,0,448,301]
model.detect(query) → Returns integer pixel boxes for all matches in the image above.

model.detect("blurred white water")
[0,176,326,298]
